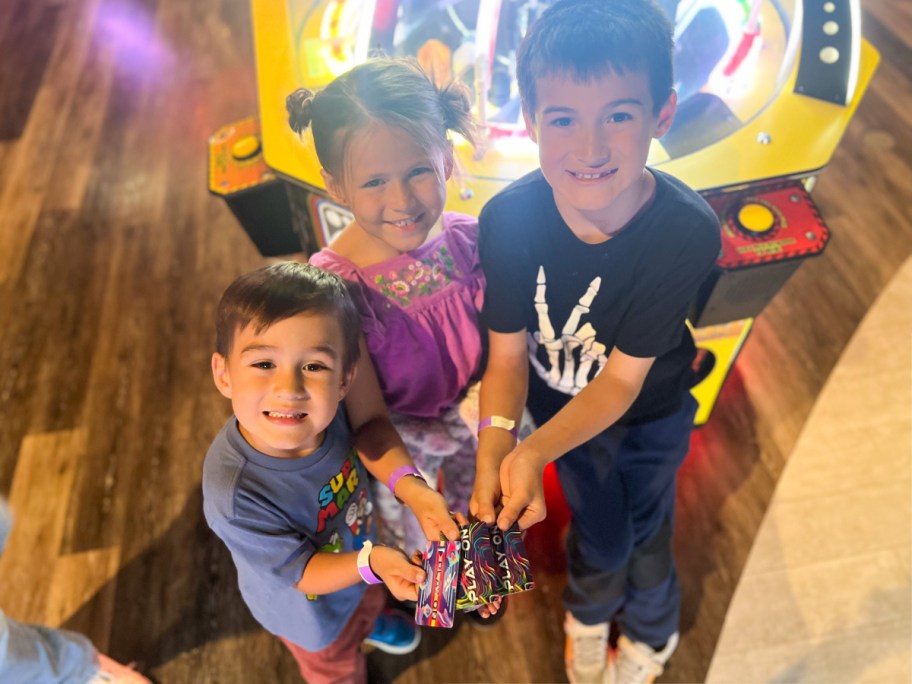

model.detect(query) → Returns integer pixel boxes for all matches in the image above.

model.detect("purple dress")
[310,212,485,552]
[310,212,484,417]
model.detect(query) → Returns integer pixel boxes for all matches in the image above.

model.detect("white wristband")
[356,541,383,584]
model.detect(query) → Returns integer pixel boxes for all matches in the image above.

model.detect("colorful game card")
[490,522,535,596]
[456,519,500,611]
[415,540,460,628]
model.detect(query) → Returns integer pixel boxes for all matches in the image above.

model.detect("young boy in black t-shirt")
[468,1,721,682]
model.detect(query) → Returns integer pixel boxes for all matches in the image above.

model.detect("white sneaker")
[564,612,610,684]
[608,632,679,684]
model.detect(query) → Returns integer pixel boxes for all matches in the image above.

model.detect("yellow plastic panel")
[690,318,753,426]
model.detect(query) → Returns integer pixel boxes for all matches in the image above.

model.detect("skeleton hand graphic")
[528,266,608,395]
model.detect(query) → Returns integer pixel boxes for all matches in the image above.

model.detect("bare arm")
[496,347,655,531]
[296,545,426,602]
[469,329,530,525]
[344,335,459,542]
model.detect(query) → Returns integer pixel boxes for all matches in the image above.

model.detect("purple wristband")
[478,415,518,439]
[357,541,383,585]
[387,465,425,496]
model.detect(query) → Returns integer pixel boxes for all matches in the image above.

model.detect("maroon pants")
[279,585,386,684]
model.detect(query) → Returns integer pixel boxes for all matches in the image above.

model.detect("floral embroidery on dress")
[373,245,463,305]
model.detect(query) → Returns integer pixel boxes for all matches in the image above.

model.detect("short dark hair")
[517,0,674,117]
[215,262,361,373]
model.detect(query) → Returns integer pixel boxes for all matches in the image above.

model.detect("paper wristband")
[357,541,383,585]
[387,465,425,495]
[478,415,518,439]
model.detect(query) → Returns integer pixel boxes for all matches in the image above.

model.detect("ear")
[653,90,677,139]
[320,169,348,205]
[443,140,455,181]
[212,353,233,399]
[337,366,357,401]
[522,108,539,143]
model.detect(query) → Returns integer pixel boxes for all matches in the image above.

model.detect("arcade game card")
[491,522,535,595]
[415,540,460,628]
[456,519,500,611]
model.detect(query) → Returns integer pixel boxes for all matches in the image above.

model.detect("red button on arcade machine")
[692,181,830,329]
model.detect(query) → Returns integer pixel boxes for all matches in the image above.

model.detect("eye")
[362,178,384,189]
[251,361,275,370]
[549,116,573,128]
[608,112,633,123]
[408,166,432,178]
[303,362,328,372]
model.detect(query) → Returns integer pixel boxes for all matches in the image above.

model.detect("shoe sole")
[363,629,421,655]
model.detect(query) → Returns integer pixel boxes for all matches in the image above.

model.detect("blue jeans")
[542,395,697,648]
[0,499,100,683]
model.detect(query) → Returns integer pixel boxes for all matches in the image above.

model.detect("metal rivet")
[820,46,840,64]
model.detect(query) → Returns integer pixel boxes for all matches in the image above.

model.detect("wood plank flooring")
[0,1,909,682]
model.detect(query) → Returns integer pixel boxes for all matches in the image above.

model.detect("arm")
[344,335,459,543]
[469,329,529,525]
[496,347,655,531]
[296,545,426,602]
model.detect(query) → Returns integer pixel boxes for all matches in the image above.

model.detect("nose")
[579,125,610,166]
[388,180,415,212]
[274,366,307,397]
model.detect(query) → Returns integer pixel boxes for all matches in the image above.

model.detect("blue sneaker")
[363,608,421,655]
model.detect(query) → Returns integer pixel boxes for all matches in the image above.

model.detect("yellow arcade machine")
[209,0,878,425]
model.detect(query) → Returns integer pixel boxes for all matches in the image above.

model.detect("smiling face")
[322,123,452,257]
[524,69,676,239]
[211,311,354,459]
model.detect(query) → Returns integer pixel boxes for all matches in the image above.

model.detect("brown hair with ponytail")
[285,57,475,181]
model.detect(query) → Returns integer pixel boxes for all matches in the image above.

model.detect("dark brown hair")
[517,0,675,118]
[215,262,361,373]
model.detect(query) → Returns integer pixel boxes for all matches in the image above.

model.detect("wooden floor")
[0,1,909,682]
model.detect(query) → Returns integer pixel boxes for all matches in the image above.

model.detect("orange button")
[736,202,775,234]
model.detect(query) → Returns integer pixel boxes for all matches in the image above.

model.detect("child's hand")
[371,545,426,602]
[469,465,502,526]
[396,478,460,543]
[474,594,503,618]
[496,446,547,532]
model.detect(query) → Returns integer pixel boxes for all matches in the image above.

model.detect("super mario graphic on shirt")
[307,449,374,601]
[345,489,373,549]
[316,448,363,533]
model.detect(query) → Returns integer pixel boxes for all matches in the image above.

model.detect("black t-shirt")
[479,168,721,425]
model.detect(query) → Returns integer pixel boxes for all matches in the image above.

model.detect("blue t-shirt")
[202,409,377,651]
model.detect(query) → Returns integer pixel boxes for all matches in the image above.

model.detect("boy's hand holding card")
[416,518,535,628]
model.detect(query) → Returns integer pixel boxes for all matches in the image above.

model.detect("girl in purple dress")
[287,58,484,556]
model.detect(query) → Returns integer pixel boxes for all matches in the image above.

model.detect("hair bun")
[438,80,476,145]
[286,88,315,135]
